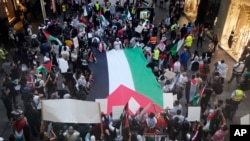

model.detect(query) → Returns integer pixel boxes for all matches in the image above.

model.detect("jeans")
[228,72,241,84]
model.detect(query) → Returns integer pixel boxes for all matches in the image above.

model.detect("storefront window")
[184,0,200,22]
[3,0,17,23]
[220,1,250,61]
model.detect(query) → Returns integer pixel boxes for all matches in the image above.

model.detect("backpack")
[213,83,223,94]
[191,61,199,71]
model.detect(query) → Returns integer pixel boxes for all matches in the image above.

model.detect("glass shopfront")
[184,0,200,22]
[1,0,19,23]
[220,0,250,61]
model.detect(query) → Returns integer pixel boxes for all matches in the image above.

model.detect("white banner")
[187,106,201,121]
[112,106,124,120]
[163,93,174,109]
[95,99,108,114]
[42,99,101,123]
[241,114,250,125]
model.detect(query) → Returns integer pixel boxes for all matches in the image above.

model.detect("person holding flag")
[98,40,109,52]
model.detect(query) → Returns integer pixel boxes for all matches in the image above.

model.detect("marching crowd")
[1,0,250,141]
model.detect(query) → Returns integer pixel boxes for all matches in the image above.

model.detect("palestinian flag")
[198,85,206,96]
[125,8,132,20]
[192,85,207,105]
[42,30,63,46]
[192,93,200,106]
[170,38,185,56]
[100,15,109,27]
[88,48,163,108]
[35,60,52,73]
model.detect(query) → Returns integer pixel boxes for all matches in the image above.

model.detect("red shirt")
[117,29,124,38]
[159,54,167,60]
[14,119,26,132]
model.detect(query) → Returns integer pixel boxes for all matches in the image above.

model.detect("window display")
[3,0,17,23]
[220,2,250,61]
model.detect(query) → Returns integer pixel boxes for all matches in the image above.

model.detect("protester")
[0,1,239,140]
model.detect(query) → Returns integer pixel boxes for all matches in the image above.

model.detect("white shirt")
[27,27,32,36]
[74,75,87,90]
[169,104,183,116]
[61,50,70,61]
[217,62,228,78]
[63,130,80,141]
[43,56,50,63]
[51,44,60,57]
[173,61,181,73]
[233,61,245,73]
[113,41,122,50]
[58,58,69,73]
[177,74,188,88]
[33,95,42,110]
[173,114,186,124]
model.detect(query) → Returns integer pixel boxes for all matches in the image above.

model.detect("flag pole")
[98,103,104,140]
[152,103,158,114]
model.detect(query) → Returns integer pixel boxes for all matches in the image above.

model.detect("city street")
[0,2,250,141]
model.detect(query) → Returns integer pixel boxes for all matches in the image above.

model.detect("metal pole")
[40,0,46,23]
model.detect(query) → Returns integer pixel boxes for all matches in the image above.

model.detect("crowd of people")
[1,0,250,141]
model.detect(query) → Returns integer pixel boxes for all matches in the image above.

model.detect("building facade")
[215,0,250,61]
[0,0,21,23]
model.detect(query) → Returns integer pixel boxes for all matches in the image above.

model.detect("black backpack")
[191,61,199,71]
[213,82,223,94]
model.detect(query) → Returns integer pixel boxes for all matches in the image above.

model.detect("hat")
[32,34,37,39]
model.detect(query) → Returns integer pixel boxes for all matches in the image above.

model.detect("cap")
[31,34,37,39]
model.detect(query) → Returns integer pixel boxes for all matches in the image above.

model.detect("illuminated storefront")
[184,0,200,22]
[0,0,19,23]
[219,0,250,61]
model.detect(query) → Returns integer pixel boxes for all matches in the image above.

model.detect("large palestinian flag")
[88,48,163,108]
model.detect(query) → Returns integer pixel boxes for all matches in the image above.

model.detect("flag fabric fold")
[100,15,109,27]
[89,48,163,108]
[125,8,132,20]
[42,30,63,46]
[106,85,162,115]
[192,85,207,105]
[35,60,52,73]
[36,66,48,74]
[171,38,185,56]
